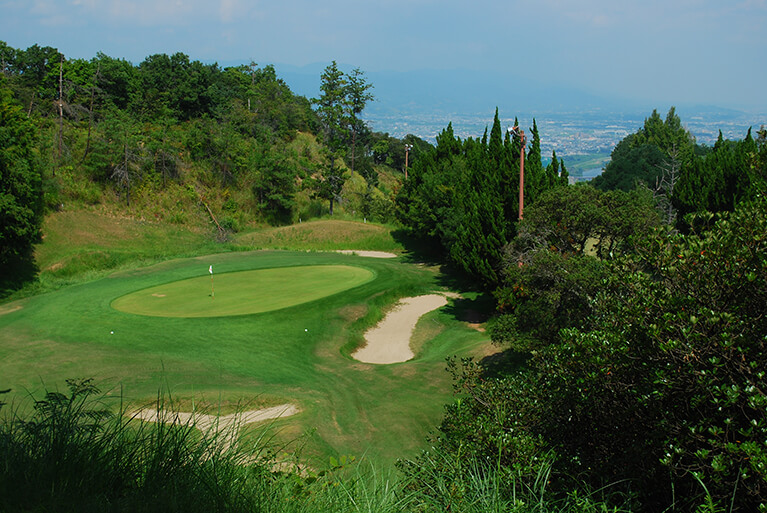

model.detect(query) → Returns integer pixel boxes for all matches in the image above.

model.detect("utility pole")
[404,143,413,180]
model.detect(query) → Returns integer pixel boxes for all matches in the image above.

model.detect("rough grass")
[235,219,402,252]
[0,383,629,513]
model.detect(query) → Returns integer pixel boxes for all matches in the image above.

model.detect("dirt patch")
[151,293,166,297]
[339,304,368,322]
[352,294,449,364]
[0,304,23,316]
[336,250,398,258]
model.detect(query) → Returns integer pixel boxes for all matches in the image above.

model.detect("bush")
[531,197,767,510]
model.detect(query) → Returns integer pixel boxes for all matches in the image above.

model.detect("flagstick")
[211,274,214,299]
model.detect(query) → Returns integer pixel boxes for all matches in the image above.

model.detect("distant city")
[275,63,766,182]
[365,109,766,181]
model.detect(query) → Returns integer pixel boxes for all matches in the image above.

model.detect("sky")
[1,0,766,111]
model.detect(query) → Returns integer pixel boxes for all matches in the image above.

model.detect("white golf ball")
[110,331,114,335]
[305,328,308,332]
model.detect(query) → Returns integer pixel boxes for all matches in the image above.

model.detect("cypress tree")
[525,118,544,206]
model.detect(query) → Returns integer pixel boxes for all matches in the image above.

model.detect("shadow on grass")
[479,349,531,379]
[440,293,495,324]
[390,229,487,294]
[0,256,38,300]
[390,229,444,266]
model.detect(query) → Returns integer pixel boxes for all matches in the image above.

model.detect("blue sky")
[1,0,766,110]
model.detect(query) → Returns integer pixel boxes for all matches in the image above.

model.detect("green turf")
[0,250,489,466]
[112,265,375,317]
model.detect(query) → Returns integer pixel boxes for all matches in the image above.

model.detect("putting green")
[111,264,375,317]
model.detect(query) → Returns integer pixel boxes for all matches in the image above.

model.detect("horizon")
[2,0,766,113]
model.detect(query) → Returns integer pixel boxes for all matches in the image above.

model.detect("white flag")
[209,265,213,274]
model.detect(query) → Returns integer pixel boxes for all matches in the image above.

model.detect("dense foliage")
[418,196,767,511]
[674,127,767,222]
[592,107,767,230]
[0,80,43,287]
[396,109,568,286]
[0,41,432,290]
[592,107,698,193]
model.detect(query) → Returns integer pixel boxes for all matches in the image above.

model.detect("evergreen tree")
[344,67,374,177]
[559,157,570,185]
[524,119,544,207]
[313,61,348,215]
[673,128,767,224]
[594,107,696,192]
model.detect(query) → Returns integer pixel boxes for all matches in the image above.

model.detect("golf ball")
[305,328,308,332]
[110,331,114,335]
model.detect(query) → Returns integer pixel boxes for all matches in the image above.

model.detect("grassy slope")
[2,211,491,466]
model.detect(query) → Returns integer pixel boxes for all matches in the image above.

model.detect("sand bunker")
[336,250,398,258]
[133,403,299,433]
[352,294,448,364]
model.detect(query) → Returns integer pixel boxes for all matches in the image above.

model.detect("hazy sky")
[2,0,765,110]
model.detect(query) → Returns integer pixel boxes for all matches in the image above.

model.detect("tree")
[253,153,297,225]
[313,61,348,215]
[14,44,61,116]
[534,198,767,510]
[344,67,374,176]
[594,107,696,193]
[524,119,544,206]
[0,83,43,288]
[673,128,767,227]
[491,185,659,350]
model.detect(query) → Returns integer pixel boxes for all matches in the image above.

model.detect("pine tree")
[312,61,348,215]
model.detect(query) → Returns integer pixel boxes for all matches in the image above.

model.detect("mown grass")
[4,212,490,466]
[111,265,375,317]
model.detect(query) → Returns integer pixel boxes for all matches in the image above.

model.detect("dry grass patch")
[236,220,401,252]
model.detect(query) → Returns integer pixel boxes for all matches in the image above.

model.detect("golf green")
[111,264,375,317]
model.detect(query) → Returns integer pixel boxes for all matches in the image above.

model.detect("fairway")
[111,265,375,317]
[1,249,489,465]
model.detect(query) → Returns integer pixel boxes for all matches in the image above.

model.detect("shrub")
[532,197,767,510]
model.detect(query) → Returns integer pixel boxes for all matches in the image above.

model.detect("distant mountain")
[272,63,649,118]
[214,61,762,144]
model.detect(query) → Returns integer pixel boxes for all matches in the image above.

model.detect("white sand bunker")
[336,250,398,258]
[133,403,299,433]
[352,294,448,364]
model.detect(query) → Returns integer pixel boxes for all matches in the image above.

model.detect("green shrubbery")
[422,197,767,511]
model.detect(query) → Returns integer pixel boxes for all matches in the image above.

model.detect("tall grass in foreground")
[0,381,637,513]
